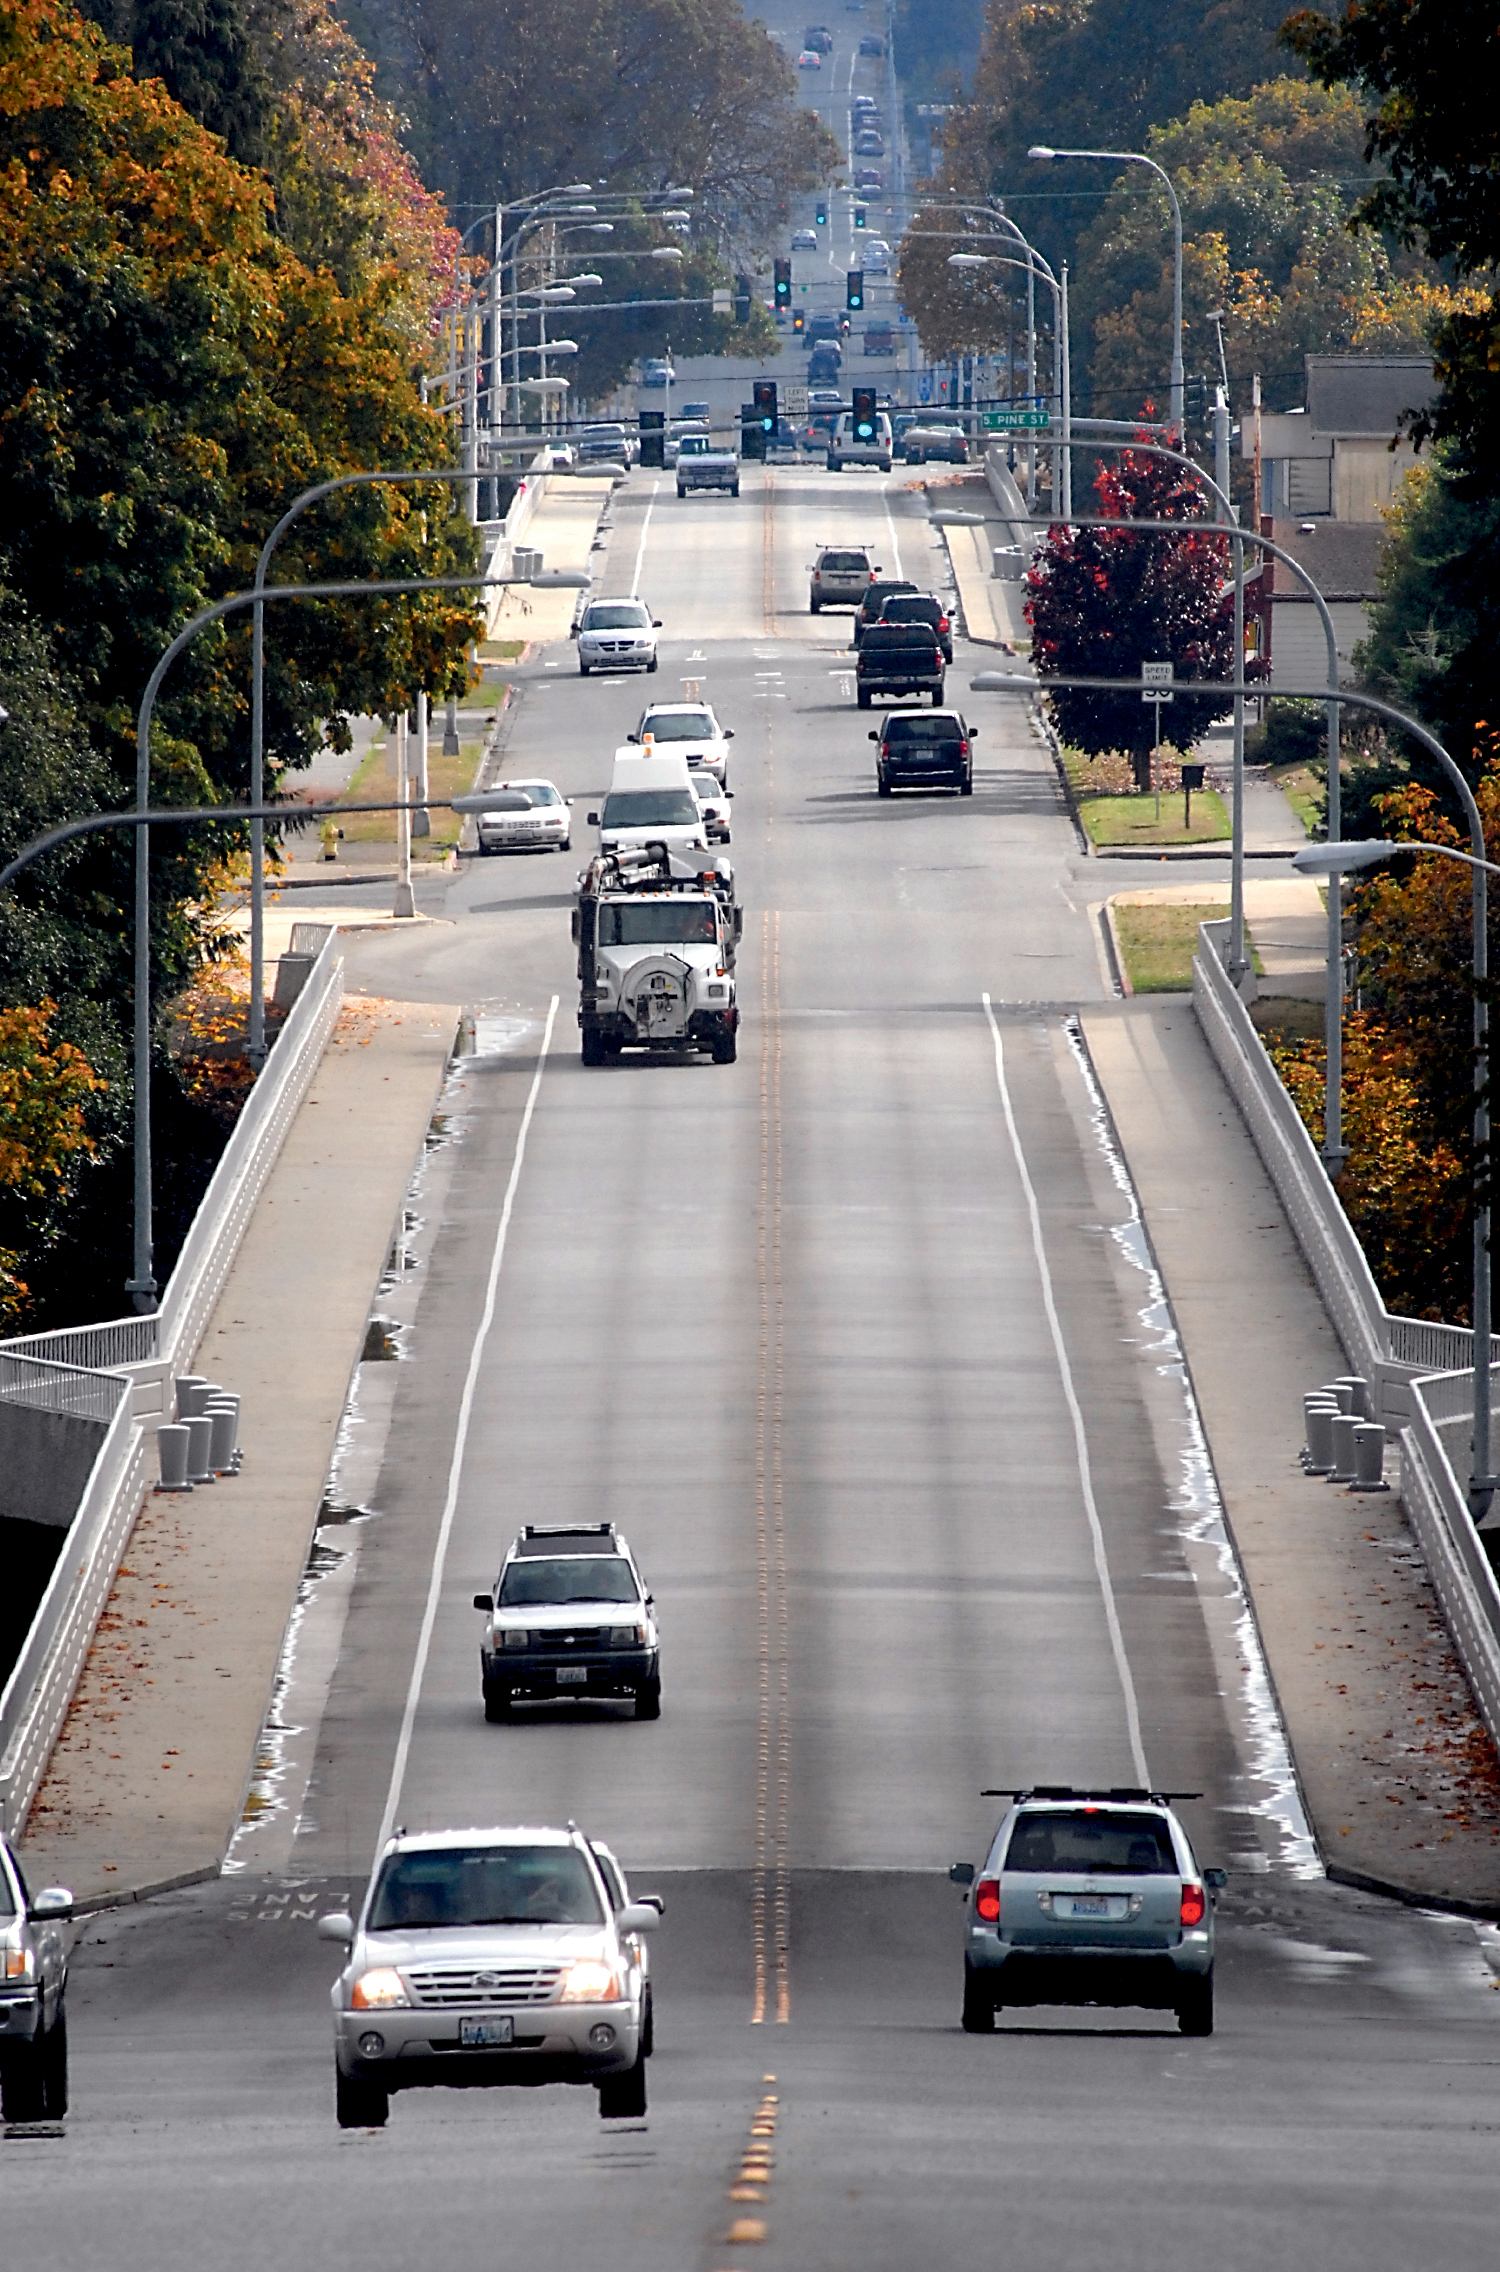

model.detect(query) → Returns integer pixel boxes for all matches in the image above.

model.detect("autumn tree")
[896,205,1029,365]
[1025,446,1237,763]
[0,1002,104,1325]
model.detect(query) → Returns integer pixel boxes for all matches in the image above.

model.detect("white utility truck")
[573,843,742,1066]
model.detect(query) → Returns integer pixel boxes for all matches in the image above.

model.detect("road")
[7,465,1500,2269]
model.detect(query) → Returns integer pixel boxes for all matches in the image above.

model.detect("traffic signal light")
[753,379,777,436]
[1184,373,1208,427]
[792,309,805,335]
[741,404,765,460]
[774,258,791,311]
[846,269,864,312]
[852,388,876,443]
[854,206,867,229]
[815,201,827,227]
[734,273,751,324]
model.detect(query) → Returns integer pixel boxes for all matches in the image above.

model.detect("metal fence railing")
[1193,919,1500,1754]
[0,930,344,1836]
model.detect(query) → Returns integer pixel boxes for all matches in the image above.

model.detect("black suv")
[856,623,945,708]
[880,590,953,661]
[853,577,918,647]
[474,1523,661,1719]
[872,707,976,794]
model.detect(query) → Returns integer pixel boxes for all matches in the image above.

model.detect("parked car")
[640,358,674,388]
[856,621,945,708]
[790,227,819,250]
[474,779,573,855]
[0,1837,71,2121]
[871,708,976,795]
[879,590,953,661]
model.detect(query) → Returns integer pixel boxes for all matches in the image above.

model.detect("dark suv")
[871,708,976,794]
[853,577,918,647]
[856,622,945,707]
[880,590,953,661]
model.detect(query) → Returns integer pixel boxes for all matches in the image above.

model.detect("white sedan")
[797,47,822,66]
[474,779,572,854]
[692,777,732,843]
[630,702,735,787]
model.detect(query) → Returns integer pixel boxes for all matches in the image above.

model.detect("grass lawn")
[1112,901,1262,993]
[1079,786,1230,847]
[338,726,491,855]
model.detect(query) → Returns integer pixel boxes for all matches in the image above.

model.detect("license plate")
[460,2016,513,2047]
[1067,1895,1110,1917]
[556,1666,587,1685]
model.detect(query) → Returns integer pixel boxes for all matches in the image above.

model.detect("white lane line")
[980,992,1150,1785]
[374,995,560,1859]
[882,484,902,579]
[631,479,660,596]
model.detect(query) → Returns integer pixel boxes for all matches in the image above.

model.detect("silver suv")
[0,1835,72,2121]
[320,1826,662,2128]
[474,1523,661,1720]
[950,1788,1226,2035]
[809,545,877,612]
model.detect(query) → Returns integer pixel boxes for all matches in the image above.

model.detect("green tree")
[1026,446,1238,762]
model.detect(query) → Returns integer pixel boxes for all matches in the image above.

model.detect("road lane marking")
[630,479,659,595]
[980,993,1150,1785]
[752,911,790,2023]
[373,996,560,1859]
[882,483,903,579]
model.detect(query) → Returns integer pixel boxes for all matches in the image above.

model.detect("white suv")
[827,411,893,472]
[321,1827,662,2128]
[576,597,660,675]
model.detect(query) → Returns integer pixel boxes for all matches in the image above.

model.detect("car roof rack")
[515,1523,620,1557]
[981,1786,1203,1804]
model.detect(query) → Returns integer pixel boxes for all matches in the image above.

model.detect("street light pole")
[1028,144,1184,430]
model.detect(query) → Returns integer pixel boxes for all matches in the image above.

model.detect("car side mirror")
[318,1912,354,1944]
[569,624,579,639]
[32,1887,73,1920]
[473,1592,492,1612]
[969,728,979,739]
[1203,1867,1228,1890]
[617,1902,661,1933]
[627,733,639,743]
[652,619,663,629]
[948,1862,975,1887]
[587,811,600,826]
[725,728,735,739]
[868,731,878,742]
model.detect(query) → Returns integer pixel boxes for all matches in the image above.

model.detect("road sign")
[1141,660,1174,703]
[783,384,809,417]
[712,288,732,315]
[981,409,1050,432]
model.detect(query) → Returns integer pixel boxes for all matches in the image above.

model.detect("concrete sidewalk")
[489,475,613,645]
[1085,1000,1500,1910]
[20,994,458,1908]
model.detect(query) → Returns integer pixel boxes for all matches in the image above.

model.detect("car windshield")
[644,713,715,742]
[499,1556,641,1605]
[602,790,699,827]
[599,901,719,945]
[1004,1810,1179,1876]
[585,604,649,630]
[883,717,961,744]
[369,1844,604,1930]
[679,437,713,456]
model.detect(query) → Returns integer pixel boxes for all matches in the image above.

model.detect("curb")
[1101,901,1132,997]
[71,1864,221,1919]
[1325,1860,1500,1924]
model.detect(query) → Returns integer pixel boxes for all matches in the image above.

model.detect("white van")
[827,410,893,472]
[591,752,709,858]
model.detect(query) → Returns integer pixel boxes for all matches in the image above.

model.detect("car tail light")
[1180,1882,1206,1927]
[958,741,968,757]
[974,1877,1000,1923]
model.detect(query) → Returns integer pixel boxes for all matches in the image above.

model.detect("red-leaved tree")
[1026,445,1239,764]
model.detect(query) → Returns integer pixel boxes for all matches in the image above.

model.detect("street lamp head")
[538,340,579,355]
[649,246,685,261]
[1290,839,1395,877]
[564,182,593,195]
[660,211,692,224]
[947,252,990,267]
[1027,145,1057,161]
[580,222,614,235]
[567,273,605,287]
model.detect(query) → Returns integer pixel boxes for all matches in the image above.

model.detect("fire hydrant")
[320,817,342,863]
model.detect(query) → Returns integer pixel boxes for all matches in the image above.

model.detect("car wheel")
[1177,1972,1214,2037]
[711,1029,737,1066]
[961,1966,996,2034]
[581,1028,608,1067]
[559,838,571,852]
[1,2038,45,2122]
[827,457,840,471]
[40,2011,68,2118]
[857,689,872,709]
[677,486,687,498]
[877,775,892,798]
[647,657,658,674]
[731,484,740,497]
[932,687,944,706]
[635,1676,663,1718]
[598,2049,648,2120]
[336,2065,390,2129]
[880,459,891,472]
[483,1680,512,1722]
[959,776,973,797]
[810,598,821,613]
[579,662,590,677]
[641,1987,655,2058]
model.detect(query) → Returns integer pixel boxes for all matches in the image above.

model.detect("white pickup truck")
[675,434,740,497]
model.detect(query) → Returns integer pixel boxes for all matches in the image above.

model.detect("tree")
[0,1001,104,1326]
[896,205,1027,363]
[1025,445,1237,761]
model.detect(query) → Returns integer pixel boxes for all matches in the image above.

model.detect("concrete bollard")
[1322,1381,1357,1415]
[1336,1376,1372,1420]
[204,1391,240,1449]
[156,1424,193,1492]
[1350,1421,1390,1492]
[204,1403,238,1475]
[1305,1404,1339,1474]
[174,1374,208,1422]
[1330,1412,1360,1481]
[184,1414,216,1484]
[1302,1394,1339,1466]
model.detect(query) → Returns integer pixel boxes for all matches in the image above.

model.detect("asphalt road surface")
[8,465,1500,2270]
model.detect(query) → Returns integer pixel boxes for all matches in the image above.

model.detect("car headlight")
[4,1948,35,1980]
[351,1968,410,2010]
[558,1960,622,2004]
[608,1625,646,1647]
[501,1629,530,1649]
